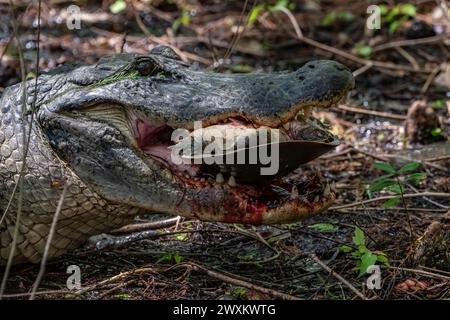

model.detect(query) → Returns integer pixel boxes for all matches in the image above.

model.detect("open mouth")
[126,104,340,223]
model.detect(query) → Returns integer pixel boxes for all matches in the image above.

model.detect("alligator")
[0,46,354,264]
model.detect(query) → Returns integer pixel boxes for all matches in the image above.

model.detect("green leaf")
[400,4,416,17]
[248,4,265,25]
[406,173,426,183]
[373,162,396,174]
[379,4,388,15]
[385,6,400,22]
[370,173,396,184]
[358,251,378,277]
[339,245,354,253]
[398,162,420,173]
[176,233,188,241]
[376,254,390,267]
[383,197,399,209]
[269,0,294,12]
[173,253,182,264]
[308,223,338,233]
[110,0,126,14]
[172,10,190,32]
[388,183,404,194]
[369,178,397,193]
[431,100,445,109]
[358,245,369,254]
[337,11,355,22]
[231,287,247,299]
[389,20,400,34]
[431,128,443,137]
[352,227,365,246]
[180,11,190,26]
[321,11,354,26]
[321,12,337,26]
[355,45,372,58]
[156,253,172,264]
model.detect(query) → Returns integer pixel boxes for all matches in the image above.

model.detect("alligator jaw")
[120,98,343,225]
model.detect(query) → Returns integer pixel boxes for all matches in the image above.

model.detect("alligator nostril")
[335,65,346,71]
[308,64,315,69]
[298,75,305,81]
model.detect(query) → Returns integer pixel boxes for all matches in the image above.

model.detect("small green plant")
[431,99,446,109]
[238,249,258,261]
[340,227,390,277]
[379,3,417,34]
[321,11,355,27]
[175,232,188,241]
[369,161,425,236]
[231,287,247,299]
[172,9,191,32]
[157,252,183,264]
[248,4,265,25]
[431,127,443,137]
[354,43,373,58]
[247,0,295,25]
[110,0,126,14]
[368,162,425,209]
[308,223,338,233]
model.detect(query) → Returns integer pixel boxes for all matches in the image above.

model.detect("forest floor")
[0,0,449,300]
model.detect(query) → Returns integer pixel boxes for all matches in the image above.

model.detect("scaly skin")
[0,84,138,264]
[0,46,354,264]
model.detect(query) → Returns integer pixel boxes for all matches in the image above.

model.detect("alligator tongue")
[184,139,339,183]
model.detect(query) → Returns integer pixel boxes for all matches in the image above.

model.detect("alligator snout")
[295,60,355,100]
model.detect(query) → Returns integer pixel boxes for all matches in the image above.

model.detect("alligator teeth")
[219,165,227,173]
[290,185,299,199]
[314,195,319,203]
[324,182,331,197]
[228,176,236,187]
[230,167,237,177]
[216,173,224,183]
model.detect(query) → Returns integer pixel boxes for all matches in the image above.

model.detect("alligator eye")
[150,45,181,61]
[133,57,163,76]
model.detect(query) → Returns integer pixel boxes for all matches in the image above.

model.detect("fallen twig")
[180,262,302,300]
[336,104,406,121]
[309,253,368,300]
[372,35,448,52]
[393,267,450,281]
[330,192,450,210]
[335,104,450,125]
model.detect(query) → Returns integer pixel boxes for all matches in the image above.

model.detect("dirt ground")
[0,0,449,300]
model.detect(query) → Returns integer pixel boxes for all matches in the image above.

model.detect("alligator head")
[38,46,354,225]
